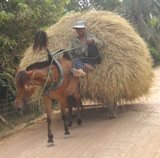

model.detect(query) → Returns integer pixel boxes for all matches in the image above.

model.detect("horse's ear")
[26,70,34,77]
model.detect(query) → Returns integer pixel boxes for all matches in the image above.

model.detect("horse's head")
[14,70,35,113]
[14,67,54,112]
[14,57,70,113]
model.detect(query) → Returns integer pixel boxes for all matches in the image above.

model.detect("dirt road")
[1,68,160,158]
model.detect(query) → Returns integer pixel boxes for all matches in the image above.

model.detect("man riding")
[69,20,102,77]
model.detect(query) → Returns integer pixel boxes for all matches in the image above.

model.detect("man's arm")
[69,38,85,58]
[87,33,103,48]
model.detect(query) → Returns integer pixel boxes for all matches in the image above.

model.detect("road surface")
[1,68,160,158]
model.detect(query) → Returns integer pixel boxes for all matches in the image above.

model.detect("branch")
[0,114,8,125]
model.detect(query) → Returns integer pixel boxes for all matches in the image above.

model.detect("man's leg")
[72,58,86,77]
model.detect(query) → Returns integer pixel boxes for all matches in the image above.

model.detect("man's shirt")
[69,32,101,58]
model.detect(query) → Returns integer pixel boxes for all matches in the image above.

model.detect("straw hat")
[73,20,86,29]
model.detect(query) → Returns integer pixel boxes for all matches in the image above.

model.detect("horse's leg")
[76,99,83,125]
[67,96,73,127]
[74,93,82,125]
[23,93,30,113]
[59,98,70,136]
[67,95,82,126]
[43,96,54,145]
[76,83,83,125]
[67,100,73,127]
[14,90,26,116]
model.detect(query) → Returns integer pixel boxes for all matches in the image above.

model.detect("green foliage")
[65,0,121,11]
[150,47,160,66]
[0,71,15,100]
[65,0,81,11]
[90,0,121,10]
[1,0,68,66]
[122,0,160,51]
[0,11,14,24]
[149,17,159,28]
[0,0,67,102]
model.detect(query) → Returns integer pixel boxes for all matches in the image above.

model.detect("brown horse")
[14,55,82,145]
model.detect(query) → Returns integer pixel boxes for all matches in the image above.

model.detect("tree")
[0,0,68,101]
[90,0,121,10]
[122,0,160,52]
[65,0,122,11]
[65,0,82,11]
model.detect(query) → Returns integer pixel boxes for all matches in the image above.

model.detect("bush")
[150,47,160,66]
[0,0,68,101]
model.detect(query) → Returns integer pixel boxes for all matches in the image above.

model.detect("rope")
[51,46,100,61]
[41,54,55,95]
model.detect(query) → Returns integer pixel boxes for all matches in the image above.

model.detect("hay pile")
[20,11,153,105]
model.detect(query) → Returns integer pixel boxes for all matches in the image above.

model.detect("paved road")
[1,68,160,158]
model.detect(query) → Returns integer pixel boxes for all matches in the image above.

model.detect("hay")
[20,11,153,105]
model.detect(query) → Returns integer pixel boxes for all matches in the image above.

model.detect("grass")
[0,109,43,139]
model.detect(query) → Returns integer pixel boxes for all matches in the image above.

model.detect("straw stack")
[20,11,153,105]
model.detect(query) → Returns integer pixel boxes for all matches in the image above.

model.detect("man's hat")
[73,20,86,29]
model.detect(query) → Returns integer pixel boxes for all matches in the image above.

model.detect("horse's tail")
[33,30,48,52]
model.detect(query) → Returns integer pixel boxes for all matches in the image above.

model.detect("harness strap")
[41,50,64,96]
[41,50,55,95]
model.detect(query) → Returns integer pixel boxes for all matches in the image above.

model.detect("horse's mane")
[15,60,52,88]
[26,60,51,71]
[16,53,53,88]
[15,70,29,88]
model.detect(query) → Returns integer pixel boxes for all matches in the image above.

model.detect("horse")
[14,55,82,145]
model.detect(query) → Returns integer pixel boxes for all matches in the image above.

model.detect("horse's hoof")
[47,142,54,147]
[64,133,70,138]
[47,139,54,147]
[77,119,82,125]
[64,131,70,138]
